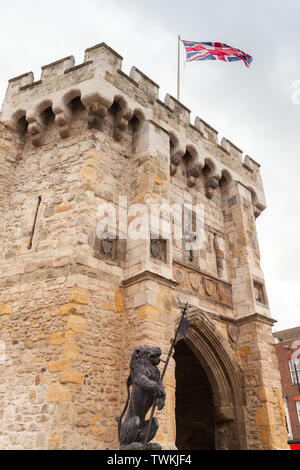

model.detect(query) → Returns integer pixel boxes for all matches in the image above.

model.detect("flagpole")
[177,35,181,101]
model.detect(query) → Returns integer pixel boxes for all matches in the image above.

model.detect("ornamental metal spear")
[143,301,190,448]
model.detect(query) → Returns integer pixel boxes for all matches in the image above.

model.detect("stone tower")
[0,43,288,450]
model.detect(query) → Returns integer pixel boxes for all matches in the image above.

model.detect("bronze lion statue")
[116,346,166,450]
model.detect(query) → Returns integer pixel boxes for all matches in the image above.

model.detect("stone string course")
[0,42,288,450]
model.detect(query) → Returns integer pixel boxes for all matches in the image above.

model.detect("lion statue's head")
[130,346,162,370]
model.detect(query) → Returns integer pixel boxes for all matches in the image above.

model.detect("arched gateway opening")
[174,311,247,450]
[174,340,215,450]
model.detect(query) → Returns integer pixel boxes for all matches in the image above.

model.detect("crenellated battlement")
[0,42,266,214]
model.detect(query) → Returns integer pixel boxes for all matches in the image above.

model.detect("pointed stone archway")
[174,310,247,450]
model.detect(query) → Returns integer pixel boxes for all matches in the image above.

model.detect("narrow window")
[283,398,293,440]
[289,359,300,385]
[183,207,196,262]
[296,402,300,424]
[28,196,42,250]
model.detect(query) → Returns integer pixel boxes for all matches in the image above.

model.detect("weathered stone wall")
[238,318,288,449]
[0,42,288,450]
[0,124,19,236]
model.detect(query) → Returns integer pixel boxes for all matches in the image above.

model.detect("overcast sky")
[0,0,299,332]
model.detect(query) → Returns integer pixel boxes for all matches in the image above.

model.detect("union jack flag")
[182,40,253,68]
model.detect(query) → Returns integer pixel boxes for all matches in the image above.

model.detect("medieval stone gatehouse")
[0,42,288,450]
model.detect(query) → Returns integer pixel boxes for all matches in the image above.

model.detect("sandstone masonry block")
[49,332,65,345]
[55,204,72,213]
[47,432,61,450]
[115,289,124,313]
[257,386,276,404]
[138,305,159,322]
[59,371,83,385]
[69,287,89,305]
[66,316,86,333]
[48,360,71,373]
[0,304,12,315]
[47,384,71,403]
[58,303,78,316]
[62,343,79,360]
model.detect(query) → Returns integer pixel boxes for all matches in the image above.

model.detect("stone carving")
[227,325,239,351]
[227,325,239,343]
[254,205,262,219]
[204,278,215,297]
[116,346,166,450]
[114,104,133,141]
[187,164,202,179]
[170,163,177,176]
[186,164,203,187]
[80,94,111,130]
[94,234,117,262]
[187,176,196,187]
[169,147,185,176]
[101,239,114,258]
[173,263,233,308]
[217,283,227,303]
[150,238,167,263]
[27,116,45,147]
[253,281,266,305]
[53,105,72,139]
[87,102,107,130]
[216,284,232,306]
[205,176,220,199]
[150,239,160,258]
[175,269,183,283]
[188,272,200,291]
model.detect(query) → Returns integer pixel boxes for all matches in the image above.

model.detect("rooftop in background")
[273,326,300,343]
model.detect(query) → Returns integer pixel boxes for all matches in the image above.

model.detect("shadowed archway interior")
[172,310,247,450]
[174,340,215,450]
